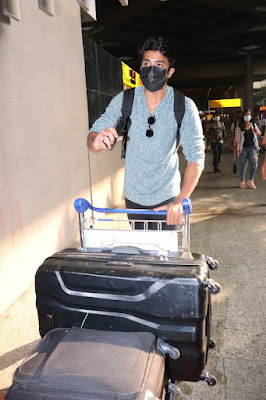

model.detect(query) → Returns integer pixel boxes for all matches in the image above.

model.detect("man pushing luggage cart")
[87,36,205,229]
[5,37,216,400]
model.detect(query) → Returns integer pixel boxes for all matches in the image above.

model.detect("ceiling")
[81,0,266,104]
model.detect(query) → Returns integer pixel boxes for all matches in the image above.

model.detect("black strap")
[122,88,135,120]
[173,89,185,151]
[121,88,135,158]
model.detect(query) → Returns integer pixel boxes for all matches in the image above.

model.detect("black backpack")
[117,87,185,158]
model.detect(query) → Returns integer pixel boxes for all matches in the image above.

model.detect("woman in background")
[235,109,261,189]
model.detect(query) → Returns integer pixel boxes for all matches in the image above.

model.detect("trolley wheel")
[209,339,216,349]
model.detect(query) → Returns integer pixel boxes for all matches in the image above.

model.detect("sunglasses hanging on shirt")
[146,115,156,137]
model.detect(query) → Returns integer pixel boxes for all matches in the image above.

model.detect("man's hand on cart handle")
[153,202,183,225]
[88,128,123,152]
[156,162,201,224]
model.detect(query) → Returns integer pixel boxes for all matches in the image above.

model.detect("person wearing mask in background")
[230,110,242,174]
[87,37,205,229]
[235,109,261,189]
[206,112,226,173]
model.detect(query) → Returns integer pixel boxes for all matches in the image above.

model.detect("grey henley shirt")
[89,85,205,206]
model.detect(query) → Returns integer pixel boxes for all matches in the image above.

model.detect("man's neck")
[144,85,167,114]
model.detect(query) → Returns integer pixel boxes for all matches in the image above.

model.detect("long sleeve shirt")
[90,85,205,206]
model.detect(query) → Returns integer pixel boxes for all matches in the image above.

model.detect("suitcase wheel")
[199,372,217,386]
[203,279,221,295]
[205,256,219,270]
[167,381,181,398]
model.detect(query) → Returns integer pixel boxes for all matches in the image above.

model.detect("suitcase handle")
[74,198,192,216]
[106,246,151,255]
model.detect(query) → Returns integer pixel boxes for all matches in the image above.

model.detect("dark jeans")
[211,142,223,168]
[125,197,178,231]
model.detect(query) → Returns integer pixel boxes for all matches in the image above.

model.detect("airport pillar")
[244,53,253,111]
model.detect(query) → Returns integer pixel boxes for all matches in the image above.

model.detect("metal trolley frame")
[74,198,192,258]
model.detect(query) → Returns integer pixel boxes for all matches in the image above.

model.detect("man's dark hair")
[138,37,176,68]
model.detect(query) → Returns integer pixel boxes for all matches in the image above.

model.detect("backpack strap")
[121,88,135,158]
[174,89,185,151]
[122,88,135,120]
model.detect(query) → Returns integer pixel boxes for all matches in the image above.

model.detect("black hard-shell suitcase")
[35,248,220,383]
[6,327,165,400]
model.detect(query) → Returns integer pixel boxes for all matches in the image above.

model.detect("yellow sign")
[209,98,242,108]
[121,62,142,88]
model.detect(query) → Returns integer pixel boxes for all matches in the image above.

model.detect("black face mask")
[140,66,168,92]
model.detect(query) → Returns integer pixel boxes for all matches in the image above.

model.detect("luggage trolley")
[6,199,221,400]
[74,197,192,258]
[21,197,221,400]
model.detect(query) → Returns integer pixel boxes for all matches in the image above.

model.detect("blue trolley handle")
[74,198,167,216]
[74,198,192,251]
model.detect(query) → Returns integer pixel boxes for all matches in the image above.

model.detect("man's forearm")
[176,162,203,202]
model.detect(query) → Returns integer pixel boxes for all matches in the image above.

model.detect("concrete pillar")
[244,54,253,111]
